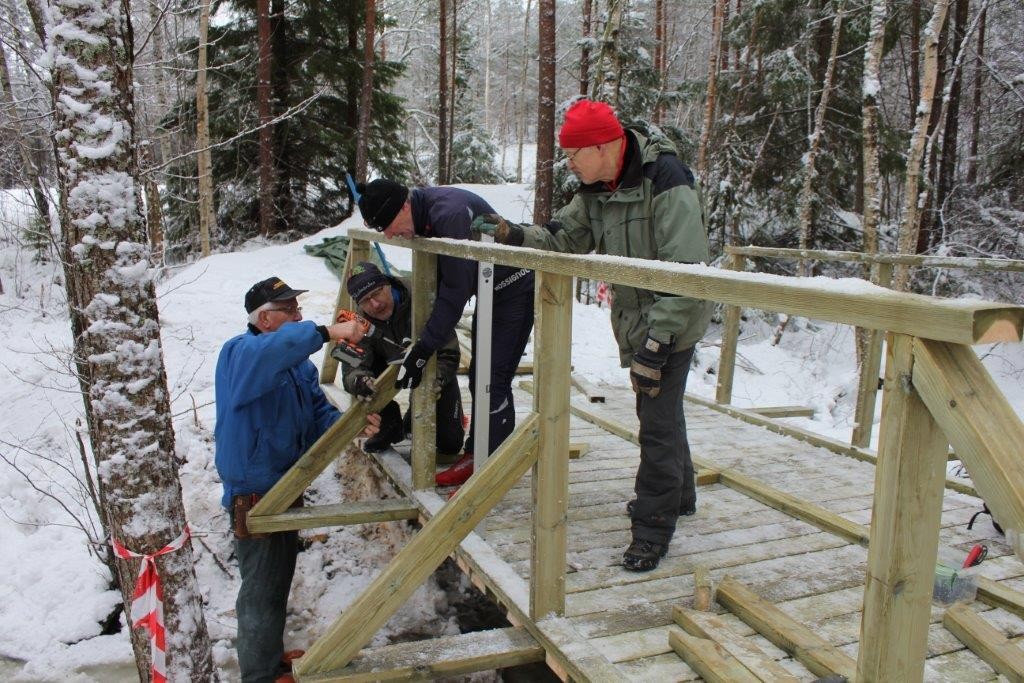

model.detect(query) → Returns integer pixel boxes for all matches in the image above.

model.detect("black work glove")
[630,332,674,398]
[352,375,375,402]
[396,341,432,390]
[470,214,524,246]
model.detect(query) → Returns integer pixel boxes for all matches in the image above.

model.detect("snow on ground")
[1,184,1023,679]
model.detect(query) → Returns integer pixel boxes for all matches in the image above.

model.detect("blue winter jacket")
[214,320,340,507]
[410,186,534,353]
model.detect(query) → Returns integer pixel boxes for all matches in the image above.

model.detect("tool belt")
[232,494,303,539]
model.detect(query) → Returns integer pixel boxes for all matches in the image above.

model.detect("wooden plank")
[852,263,891,448]
[350,227,1024,345]
[912,338,1024,539]
[410,250,438,489]
[297,627,545,682]
[725,244,1024,273]
[943,603,1024,682]
[667,627,761,683]
[571,372,605,403]
[716,253,744,404]
[857,334,950,683]
[568,442,589,459]
[978,577,1024,621]
[246,499,419,533]
[321,238,370,384]
[749,405,816,418]
[251,364,400,516]
[531,271,573,618]
[685,391,977,497]
[716,575,857,680]
[294,414,540,676]
[672,607,800,682]
[693,566,713,612]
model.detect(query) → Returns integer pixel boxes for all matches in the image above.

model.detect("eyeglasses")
[565,146,592,164]
[358,286,389,306]
[267,305,302,315]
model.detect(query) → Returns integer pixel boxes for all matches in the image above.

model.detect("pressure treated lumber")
[673,607,800,682]
[410,250,438,489]
[943,603,1024,682]
[977,577,1024,620]
[716,575,857,680]
[716,252,745,404]
[749,405,815,418]
[350,227,1024,345]
[667,628,761,683]
[725,245,1024,273]
[251,364,400,517]
[852,263,892,448]
[692,566,714,612]
[531,271,573,618]
[571,372,606,402]
[858,334,949,683]
[912,338,1024,540]
[294,414,540,676]
[246,499,419,533]
[686,392,977,497]
[298,627,545,682]
[320,238,369,384]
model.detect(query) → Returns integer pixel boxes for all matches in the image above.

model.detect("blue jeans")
[233,515,298,683]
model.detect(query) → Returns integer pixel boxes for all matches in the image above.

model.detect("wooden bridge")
[246,228,1024,682]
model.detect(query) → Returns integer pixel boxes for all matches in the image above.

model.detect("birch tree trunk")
[354,0,376,182]
[934,0,969,226]
[46,0,213,678]
[893,0,951,291]
[580,0,592,96]
[697,0,726,181]
[796,0,845,276]
[197,0,215,256]
[591,0,623,106]
[534,0,555,223]
[861,0,885,257]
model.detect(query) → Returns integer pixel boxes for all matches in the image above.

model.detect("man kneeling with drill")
[340,262,466,455]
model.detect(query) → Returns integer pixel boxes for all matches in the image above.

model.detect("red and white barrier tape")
[112,525,191,683]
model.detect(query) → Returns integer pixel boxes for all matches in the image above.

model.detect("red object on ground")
[436,453,474,486]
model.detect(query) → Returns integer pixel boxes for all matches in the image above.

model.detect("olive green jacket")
[521,130,713,366]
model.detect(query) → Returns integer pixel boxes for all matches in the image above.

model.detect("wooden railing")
[717,246,1024,448]
[248,228,1024,682]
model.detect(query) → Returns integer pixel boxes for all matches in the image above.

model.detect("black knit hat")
[244,276,307,313]
[357,179,409,230]
[346,262,389,302]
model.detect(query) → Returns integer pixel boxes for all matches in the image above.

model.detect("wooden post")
[530,271,572,618]
[410,250,438,489]
[911,338,1024,534]
[852,262,892,447]
[320,238,370,384]
[857,334,949,682]
[294,414,540,676]
[715,253,744,404]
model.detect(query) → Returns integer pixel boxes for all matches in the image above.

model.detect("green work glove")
[470,214,524,246]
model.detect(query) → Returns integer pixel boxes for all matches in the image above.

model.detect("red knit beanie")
[558,99,625,148]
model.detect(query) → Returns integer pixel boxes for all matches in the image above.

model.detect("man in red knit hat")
[473,98,712,572]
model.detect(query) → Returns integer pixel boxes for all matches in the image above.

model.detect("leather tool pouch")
[232,494,268,540]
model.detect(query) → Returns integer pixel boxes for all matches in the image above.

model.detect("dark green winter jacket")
[341,277,461,393]
[521,130,713,366]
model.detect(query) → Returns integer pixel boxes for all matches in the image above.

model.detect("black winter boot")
[622,538,668,572]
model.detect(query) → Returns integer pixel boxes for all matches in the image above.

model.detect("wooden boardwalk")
[369,383,1024,682]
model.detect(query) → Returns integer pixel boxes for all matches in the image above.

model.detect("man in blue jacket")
[215,276,380,683]
[356,180,534,487]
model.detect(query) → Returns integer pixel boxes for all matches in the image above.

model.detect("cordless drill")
[329,309,376,367]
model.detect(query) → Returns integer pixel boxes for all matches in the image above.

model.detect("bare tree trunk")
[917,10,948,253]
[965,6,986,186]
[893,0,951,291]
[934,0,969,227]
[580,0,593,96]
[0,37,49,232]
[534,0,555,223]
[448,0,457,177]
[697,0,727,180]
[257,0,274,236]
[516,0,533,182]
[483,0,492,132]
[196,0,215,256]
[591,0,623,106]
[354,0,376,182]
[861,0,885,257]
[653,0,665,122]
[438,0,449,184]
[797,0,846,276]
[46,0,213,678]
[909,0,921,117]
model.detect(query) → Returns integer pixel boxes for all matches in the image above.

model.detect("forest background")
[1,0,1023,678]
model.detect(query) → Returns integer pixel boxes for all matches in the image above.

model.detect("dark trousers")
[630,345,697,546]
[466,290,535,456]
[379,378,465,454]
[234,524,298,683]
